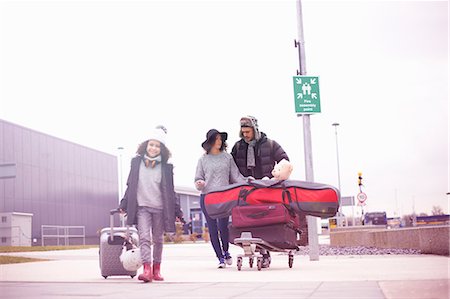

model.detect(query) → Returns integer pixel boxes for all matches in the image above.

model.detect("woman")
[194,129,246,268]
[119,127,183,283]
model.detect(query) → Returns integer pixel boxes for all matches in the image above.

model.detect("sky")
[0,0,448,218]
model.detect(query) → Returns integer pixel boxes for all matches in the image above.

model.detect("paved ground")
[1,238,449,299]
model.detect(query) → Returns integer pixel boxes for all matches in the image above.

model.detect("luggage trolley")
[233,231,297,271]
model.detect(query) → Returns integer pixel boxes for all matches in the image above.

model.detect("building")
[175,186,202,234]
[0,212,33,246]
[0,119,119,245]
[0,119,205,246]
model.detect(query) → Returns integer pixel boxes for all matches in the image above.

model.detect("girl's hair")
[136,140,171,163]
[204,139,228,154]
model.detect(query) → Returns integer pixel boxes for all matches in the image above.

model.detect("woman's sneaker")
[224,252,233,266]
[218,258,226,268]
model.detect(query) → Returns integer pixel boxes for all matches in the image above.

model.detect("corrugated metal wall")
[0,119,119,245]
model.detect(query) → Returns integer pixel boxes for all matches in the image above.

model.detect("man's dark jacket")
[119,155,183,233]
[231,132,289,179]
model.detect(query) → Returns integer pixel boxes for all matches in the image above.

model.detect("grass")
[0,245,98,253]
[0,245,98,265]
[0,255,50,264]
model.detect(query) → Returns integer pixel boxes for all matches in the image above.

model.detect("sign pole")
[295,0,319,261]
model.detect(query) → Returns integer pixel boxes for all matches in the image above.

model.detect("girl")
[194,129,246,268]
[119,127,183,282]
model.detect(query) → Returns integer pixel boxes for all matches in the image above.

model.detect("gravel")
[294,245,421,255]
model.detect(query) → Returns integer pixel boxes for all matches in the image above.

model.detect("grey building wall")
[176,191,203,234]
[0,119,119,245]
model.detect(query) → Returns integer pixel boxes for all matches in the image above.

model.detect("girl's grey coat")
[119,155,183,233]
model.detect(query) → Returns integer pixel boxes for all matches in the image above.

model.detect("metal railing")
[41,225,85,246]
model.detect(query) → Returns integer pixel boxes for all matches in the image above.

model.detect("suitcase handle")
[109,208,130,241]
[238,180,288,204]
[247,210,270,219]
[110,208,121,215]
[248,179,286,188]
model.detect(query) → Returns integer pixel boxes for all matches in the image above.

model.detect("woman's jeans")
[200,194,230,260]
[136,206,164,264]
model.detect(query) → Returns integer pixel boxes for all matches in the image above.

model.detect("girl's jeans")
[136,206,164,264]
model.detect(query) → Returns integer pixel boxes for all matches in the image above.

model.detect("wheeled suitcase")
[99,209,140,279]
[229,223,301,250]
[231,204,300,228]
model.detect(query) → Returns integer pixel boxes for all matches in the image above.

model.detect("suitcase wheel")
[257,257,263,271]
[288,253,294,268]
[237,257,243,271]
[103,276,108,279]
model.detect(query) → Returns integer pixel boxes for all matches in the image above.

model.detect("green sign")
[293,76,321,113]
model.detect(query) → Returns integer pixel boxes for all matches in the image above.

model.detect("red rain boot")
[138,263,153,283]
[153,262,164,281]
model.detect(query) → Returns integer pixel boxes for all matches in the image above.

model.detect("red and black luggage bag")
[204,179,340,220]
[231,203,300,228]
[230,203,302,250]
[229,223,300,250]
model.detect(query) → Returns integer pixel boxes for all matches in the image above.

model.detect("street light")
[332,123,345,225]
[117,146,124,200]
[332,123,341,192]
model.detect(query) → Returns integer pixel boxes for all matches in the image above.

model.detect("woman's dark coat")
[119,155,183,233]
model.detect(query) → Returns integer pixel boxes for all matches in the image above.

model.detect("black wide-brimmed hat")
[201,129,228,150]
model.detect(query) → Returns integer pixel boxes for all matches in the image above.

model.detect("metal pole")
[117,146,125,227]
[296,0,319,261]
[332,123,346,226]
[332,123,341,193]
[117,147,124,200]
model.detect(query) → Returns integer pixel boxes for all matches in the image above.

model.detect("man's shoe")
[262,254,271,268]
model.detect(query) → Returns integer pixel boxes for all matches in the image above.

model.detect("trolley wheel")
[288,254,294,268]
[131,275,136,278]
[103,276,108,279]
[249,257,254,268]
[237,256,243,271]
[257,257,263,271]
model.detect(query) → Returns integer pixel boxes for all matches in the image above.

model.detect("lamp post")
[332,123,341,192]
[332,123,346,226]
[117,146,124,200]
[296,0,319,261]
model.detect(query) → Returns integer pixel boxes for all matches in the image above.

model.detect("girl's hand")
[246,176,255,182]
[195,180,206,190]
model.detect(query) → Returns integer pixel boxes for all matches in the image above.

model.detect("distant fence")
[416,215,450,226]
[41,225,85,246]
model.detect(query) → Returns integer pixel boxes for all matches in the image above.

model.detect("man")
[231,115,289,267]
[231,115,289,179]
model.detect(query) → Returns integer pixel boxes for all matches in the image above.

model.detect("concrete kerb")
[330,225,450,256]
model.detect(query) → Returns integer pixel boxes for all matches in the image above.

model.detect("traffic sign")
[293,76,321,113]
[357,192,367,203]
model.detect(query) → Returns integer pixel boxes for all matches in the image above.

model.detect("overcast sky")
[0,0,448,217]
